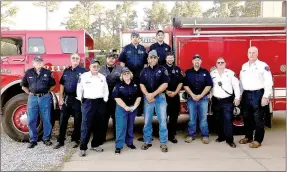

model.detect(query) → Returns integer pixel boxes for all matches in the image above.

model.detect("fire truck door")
[1,34,26,64]
[250,38,286,128]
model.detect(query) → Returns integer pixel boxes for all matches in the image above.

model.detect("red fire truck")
[120,17,286,128]
[1,30,95,141]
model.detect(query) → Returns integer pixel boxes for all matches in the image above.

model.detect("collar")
[249,59,260,67]
[71,65,80,71]
[157,42,165,46]
[191,67,202,72]
[148,64,159,70]
[34,67,44,74]
[130,43,138,48]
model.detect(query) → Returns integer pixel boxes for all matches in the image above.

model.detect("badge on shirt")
[203,74,206,76]
[172,69,175,74]
[265,66,270,71]
[165,48,168,51]
[44,74,47,77]
[134,84,137,87]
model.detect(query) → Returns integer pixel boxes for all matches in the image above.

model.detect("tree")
[143,1,170,30]
[120,1,138,30]
[170,1,201,18]
[33,1,60,29]
[203,1,243,18]
[1,2,18,25]
[242,0,261,17]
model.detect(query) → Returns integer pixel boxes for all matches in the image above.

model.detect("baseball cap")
[131,32,139,38]
[148,50,158,58]
[33,56,43,62]
[121,67,131,74]
[106,52,116,58]
[90,59,100,65]
[193,54,201,60]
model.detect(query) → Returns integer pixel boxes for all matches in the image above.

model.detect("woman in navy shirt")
[112,67,142,154]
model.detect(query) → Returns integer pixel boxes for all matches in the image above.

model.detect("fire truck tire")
[2,93,43,142]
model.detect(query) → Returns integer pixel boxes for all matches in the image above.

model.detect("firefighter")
[76,59,109,157]
[118,31,148,84]
[183,54,213,144]
[99,52,123,142]
[149,30,172,65]
[21,56,56,148]
[139,50,170,152]
[54,53,88,149]
[210,57,240,148]
[112,67,142,154]
[164,52,184,143]
[239,46,273,148]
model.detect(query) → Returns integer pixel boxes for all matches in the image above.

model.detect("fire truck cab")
[1,30,94,142]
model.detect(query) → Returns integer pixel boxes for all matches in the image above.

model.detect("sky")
[7,1,214,30]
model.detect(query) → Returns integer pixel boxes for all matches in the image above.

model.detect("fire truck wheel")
[2,93,43,142]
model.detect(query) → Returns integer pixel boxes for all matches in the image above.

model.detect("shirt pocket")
[41,77,49,85]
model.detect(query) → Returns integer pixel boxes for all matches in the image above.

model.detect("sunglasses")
[71,56,80,60]
[217,61,225,64]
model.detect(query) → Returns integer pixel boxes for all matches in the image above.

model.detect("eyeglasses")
[71,56,80,60]
[217,61,225,64]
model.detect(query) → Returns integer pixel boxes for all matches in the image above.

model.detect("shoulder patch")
[265,66,270,71]
[164,70,168,76]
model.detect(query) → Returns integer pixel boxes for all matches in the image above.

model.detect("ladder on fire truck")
[172,17,286,35]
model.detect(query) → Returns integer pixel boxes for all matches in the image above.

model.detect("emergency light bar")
[173,17,286,28]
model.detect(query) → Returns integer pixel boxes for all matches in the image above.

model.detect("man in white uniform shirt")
[211,57,240,148]
[76,59,109,156]
[239,46,273,148]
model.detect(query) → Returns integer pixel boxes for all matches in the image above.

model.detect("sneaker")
[115,148,121,155]
[202,137,209,144]
[79,150,86,157]
[141,143,152,150]
[53,143,64,149]
[185,136,195,143]
[160,144,168,152]
[43,140,53,146]
[27,142,37,148]
[169,137,178,144]
[127,144,136,150]
[90,146,104,152]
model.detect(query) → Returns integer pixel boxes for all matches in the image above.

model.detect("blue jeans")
[186,96,209,138]
[143,93,168,144]
[115,105,138,149]
[27,93,52,142]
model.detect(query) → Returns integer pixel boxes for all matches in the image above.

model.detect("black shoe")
[43,140,53,146]
[227,142,236,148]
[169,137,178,144]
[27,142,37,148]
[215,138,226,142]
[115,148,121,154]
[54,143,64,149]
[127,144,136,150]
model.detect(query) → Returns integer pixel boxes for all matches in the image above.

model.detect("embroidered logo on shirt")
[265,66,270,71]
[44,74,47,77]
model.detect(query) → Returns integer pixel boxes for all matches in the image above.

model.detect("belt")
[30,92,48,97]
[213,96,232,100]
[213,96,234,103]
[244,89,264,93]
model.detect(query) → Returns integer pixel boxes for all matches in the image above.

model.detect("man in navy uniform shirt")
[54,53,88,149]
[149,30,171,65]
[164,52,184,143]
[139,50,170,152]
[183,54,213,144]
[118,31,148,84]
[21,56,56,148]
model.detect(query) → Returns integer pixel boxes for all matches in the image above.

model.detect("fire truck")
[1,30,95,141]
[1,17,286,142]
[120,17,286,129]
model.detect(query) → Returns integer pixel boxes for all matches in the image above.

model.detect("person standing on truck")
[164,52,184,143]
[112,67,142,154]
[139,50,170,152]
[238,46,273,148]
[118,31,148,84]
[149,30,171,65]
[21,56,56,148]
[183,54,213,144]
[76,59,109,157]
[54,53,88,149]
[210,57,240,148]
[99,52,123,142]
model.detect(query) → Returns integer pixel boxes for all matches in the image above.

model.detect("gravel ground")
[1,121,76,171]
